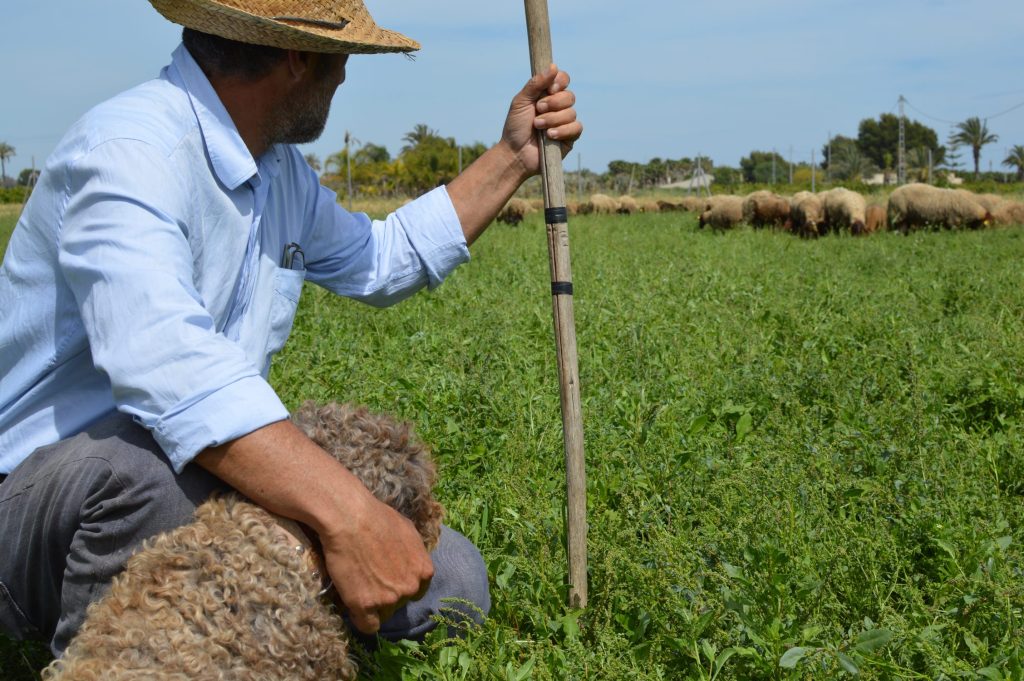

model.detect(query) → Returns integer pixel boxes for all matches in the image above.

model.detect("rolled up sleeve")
[58,140,286,472]
[303,183,470,307]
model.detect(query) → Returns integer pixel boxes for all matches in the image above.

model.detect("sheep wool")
[888,183,990,232]
[790,191,825,238]
[699,195,744,230]
[742,190,791,229]
[821,187,868,235]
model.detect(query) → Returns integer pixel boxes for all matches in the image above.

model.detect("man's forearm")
[195,419,370,536]
[195,418,434,634]
[447,141,532,246]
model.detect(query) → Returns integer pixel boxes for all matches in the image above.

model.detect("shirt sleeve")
[58,139,288,472]
[300,165,470,307]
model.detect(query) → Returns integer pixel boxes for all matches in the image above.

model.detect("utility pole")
[772,147,777,185]
[811,148,816,193]
[788,145,794,184]
[344,130,353,211]
[897,95,906,185]
[826,131,831,184]
[577,153,582,202]
[457,145,463,175]
[927,148,933,184]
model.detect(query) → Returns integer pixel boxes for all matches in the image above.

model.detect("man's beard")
[263,78,334,146]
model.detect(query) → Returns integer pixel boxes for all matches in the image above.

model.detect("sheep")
[742,190,791,230]
[888,183,992,232]
[656,198,684,212]
[963,192,1024,226]
[584,193,619,215]
[616,195,640,214]
[496,197,535,226]
[42,402,446,681]
[790,191,825,238]
[821,187,868,235]
[993,200,1024,226]
[865,204,887,234]
[638,198,661,213]
[680,196,707,212]
[698,195,744,230]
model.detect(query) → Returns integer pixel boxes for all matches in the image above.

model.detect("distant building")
[659,175,715,190]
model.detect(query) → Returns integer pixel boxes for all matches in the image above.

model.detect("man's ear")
[284,50,315,83]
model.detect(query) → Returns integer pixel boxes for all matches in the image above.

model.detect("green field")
[2,210,1023,679]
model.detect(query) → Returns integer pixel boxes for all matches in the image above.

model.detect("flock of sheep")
[496,185,1024,236]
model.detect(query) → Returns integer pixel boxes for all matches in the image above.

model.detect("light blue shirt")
[0,45,469,474]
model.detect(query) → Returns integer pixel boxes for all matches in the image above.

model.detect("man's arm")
[195,420,433,635]
[447,64,582,245]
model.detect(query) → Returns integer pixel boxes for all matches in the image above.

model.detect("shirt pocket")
[260,266,305,375]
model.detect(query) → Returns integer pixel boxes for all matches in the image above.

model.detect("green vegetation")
[0,205,21,248]
[3,213,1024,679]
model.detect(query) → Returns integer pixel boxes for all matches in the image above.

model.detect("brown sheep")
[864,204,887,234]
[888,183,992,232]
[42,403,445,681]
[821,187,868,235]
[742,190,791,230]
[698,195,744,230]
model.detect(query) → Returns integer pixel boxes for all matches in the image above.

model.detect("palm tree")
[950,117,998,180]
[303,153,321,174]
[0,142,15,184]
[1003,145,1024,182]
[401,124,439,153]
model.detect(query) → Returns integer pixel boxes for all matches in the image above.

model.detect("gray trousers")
[0,413,490,656]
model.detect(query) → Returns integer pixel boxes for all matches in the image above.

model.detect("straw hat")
[149,0,420,54]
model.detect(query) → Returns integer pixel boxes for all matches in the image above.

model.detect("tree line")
[3,114,1023,200]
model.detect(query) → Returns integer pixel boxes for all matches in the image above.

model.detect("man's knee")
[377,525,491,643]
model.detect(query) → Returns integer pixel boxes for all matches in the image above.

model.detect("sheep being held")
[42,402,446,681]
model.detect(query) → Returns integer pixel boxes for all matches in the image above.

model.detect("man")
[0,0,582,655]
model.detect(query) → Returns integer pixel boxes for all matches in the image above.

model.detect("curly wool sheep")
[698,195,744,230]
[42,402,444,681]
[742,190,791,230]
[888,183,992,232]
[821,187,868,235]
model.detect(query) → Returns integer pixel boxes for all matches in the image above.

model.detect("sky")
[2,1,1023,179]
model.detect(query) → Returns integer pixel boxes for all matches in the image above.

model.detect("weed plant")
[2,213,1023,679]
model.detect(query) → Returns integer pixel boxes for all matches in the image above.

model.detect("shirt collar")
[167,43,259,191]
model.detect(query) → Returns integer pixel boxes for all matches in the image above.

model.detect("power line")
[901,96,1024,126]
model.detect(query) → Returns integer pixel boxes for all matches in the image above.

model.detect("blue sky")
[2,1,1023,178]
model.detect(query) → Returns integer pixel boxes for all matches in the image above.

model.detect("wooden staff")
[523,0,588,610]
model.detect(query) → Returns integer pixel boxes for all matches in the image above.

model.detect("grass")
[3,211,1023,679]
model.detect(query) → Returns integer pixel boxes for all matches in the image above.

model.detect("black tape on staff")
[551,281,573,296]
[545,206,569,224]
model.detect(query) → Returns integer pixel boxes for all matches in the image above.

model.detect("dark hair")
[182,28,288,82]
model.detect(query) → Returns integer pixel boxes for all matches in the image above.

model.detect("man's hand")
[500,64,583,178]
[319,489,434,633]
[447,64,583,244]
[197,419,433,634]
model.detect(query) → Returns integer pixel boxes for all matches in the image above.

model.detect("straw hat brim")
[149,0,420,54]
